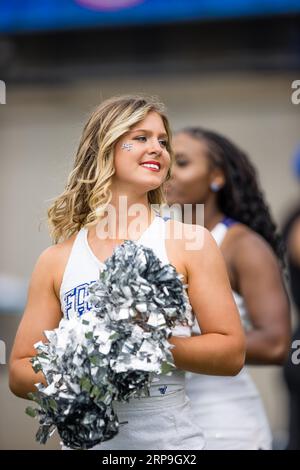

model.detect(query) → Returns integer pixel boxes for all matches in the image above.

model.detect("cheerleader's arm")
[169,225,245,376]
[9,246,63,399]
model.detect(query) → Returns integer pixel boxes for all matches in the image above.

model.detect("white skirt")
[193,398,272,450]
[186,370,272,450]
[61,389,205,450]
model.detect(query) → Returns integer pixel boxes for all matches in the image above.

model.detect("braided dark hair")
[181,127,285,266]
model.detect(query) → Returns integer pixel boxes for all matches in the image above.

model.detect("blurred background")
[0,0,300,450]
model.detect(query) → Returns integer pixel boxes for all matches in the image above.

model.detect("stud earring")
[210,182,221,192]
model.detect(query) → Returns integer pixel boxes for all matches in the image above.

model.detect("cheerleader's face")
[112,111,171,193]
[165,132,220,206]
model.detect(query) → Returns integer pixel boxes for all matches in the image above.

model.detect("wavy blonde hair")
[47,94,173,244]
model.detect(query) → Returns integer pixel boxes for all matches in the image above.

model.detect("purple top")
[221,216,237,228]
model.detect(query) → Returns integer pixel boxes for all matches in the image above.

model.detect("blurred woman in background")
[165,127,291,450]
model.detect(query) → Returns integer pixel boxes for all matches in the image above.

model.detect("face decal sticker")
[121,143,133,151]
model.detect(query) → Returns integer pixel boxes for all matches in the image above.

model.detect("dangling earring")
[210,182,221,192]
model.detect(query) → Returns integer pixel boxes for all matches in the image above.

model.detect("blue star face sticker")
[121,143,133,151]
[158,385,168,395]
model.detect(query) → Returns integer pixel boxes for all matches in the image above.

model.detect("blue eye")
[159,139,168,148]
[134,136,168,148]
